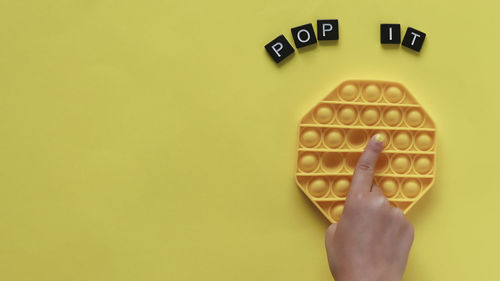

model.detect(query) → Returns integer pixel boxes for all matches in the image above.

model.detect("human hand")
[325,134,414,281]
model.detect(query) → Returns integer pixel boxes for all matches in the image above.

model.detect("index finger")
[348,134,385,195]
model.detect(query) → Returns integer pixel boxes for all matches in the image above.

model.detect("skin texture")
[325,135,414,281]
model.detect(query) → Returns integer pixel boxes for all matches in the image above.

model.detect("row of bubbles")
[297,152,434,175]
[307,177,351,198]
[332,82,408,104]
[312,104,427,128]
[318,200,410,222]
[303,176,429,200]
[374,177,430,199]
[300,127,434,151]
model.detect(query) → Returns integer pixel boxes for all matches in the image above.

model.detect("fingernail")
[373,133,385,144]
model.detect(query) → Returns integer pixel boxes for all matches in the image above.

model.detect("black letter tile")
[264,34,295,63]
[380,24,401,44]
[402,27,426,52]
[317,20,339,41]
[291,23,317,48]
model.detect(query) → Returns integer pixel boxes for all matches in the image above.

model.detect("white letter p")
[271,42,283,57]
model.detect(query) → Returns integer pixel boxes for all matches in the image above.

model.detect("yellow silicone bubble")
[383,108,402,126]
[363,84,381,102]
[391,155,410,174]
[346,130,367,148]
[385,86,404,103]
[406,109,424,127]
[340,84,358,101]
[324,129,344,148]
[300,129,320,147]
[381,178,398,197]
[330,203,344,221]
[402,180,421,198]
[393,132,411,150]
[308,178,329,197]
[322,153,343,172]
[299,153,319,172]
[314,105,334,124]
[333,178,350,197]
[361,107,379,125]
[339,106,357,125]
[415,133,433,150]
[414,156,432,174]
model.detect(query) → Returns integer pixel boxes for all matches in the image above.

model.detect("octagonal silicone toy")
[295,80,436,223]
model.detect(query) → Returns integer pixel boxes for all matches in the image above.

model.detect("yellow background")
[0,0,498,280]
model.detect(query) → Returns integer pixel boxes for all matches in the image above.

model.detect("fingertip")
[371,134,385,151]
[362,134,384,158]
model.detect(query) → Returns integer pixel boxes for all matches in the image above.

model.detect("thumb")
[325,223,338,246]
[325,223,338,272]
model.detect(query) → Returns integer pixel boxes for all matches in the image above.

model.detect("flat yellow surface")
[0,0,498,280]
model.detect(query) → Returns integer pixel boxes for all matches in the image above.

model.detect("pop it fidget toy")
[295,80,436,223]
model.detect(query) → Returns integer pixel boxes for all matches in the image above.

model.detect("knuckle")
[366,196,385,211]
[353,192,366,202]
[356,161,374,172]
[347,194,366,209]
